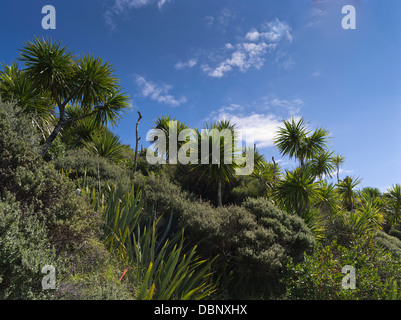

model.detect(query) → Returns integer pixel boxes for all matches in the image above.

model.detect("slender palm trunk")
[300,156,305,170]
[133,111,142,175]
[217,176,222,207]
[336,166,340,183]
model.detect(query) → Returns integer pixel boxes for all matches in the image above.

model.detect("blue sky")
[1,0,401,191]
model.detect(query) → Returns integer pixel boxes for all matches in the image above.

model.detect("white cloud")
[135,75,187,107]
[157,0,169,9]
[175,58,198,70]
[104,0,170,29]
[202,42,277,78]
[246,19,293,43]
[206,97,302,149]
[220,112,294,148]
[202,18,292,78]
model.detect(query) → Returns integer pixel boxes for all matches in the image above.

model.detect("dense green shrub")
[0,101,132,299]
[0,195,55,299]
[283,236,401,300]
[242,197,316,262]
[133,173,315,299]
[0,102,102,253]
[53,148,132,194]
[376,231,401,258]
[0,101,42,196]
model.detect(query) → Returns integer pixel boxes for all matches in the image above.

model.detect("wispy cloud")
[175,58,198,70]
[104,0,170,29]
[201,18,293,78]
[257,95,304,116]
[134,75,187,107]
[305,1,330,28]
[205,8,236,29]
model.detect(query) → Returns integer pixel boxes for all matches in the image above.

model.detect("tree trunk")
[300,156,305,169]
[217,176,222,207]
[272,156,277,188]
[133,111,142,175]
[40,119,65,157]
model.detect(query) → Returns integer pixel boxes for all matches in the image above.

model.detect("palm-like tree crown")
[336,176,362,212]
[274,117,329,167]
[384,184,401,227]
[16,36,130,156]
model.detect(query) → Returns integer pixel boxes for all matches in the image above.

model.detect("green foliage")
[134,173,315,299]
[0,101,101,252]
[124,149,163,176]
[129,219,218,300]
[0,101,129,299]
[376,231,401,258]
[229,175,268,204]
[332,154,345,182]
[62,104,103,149]
[274,166,321,216]
[250,159,282,198]
[383,184,401,228]
[386,278,401,300]
[283,236,401,300]
[0,100,42,184]
[56,239,134,300]
[80,177,219,300]
[308,150,335,180]
[336,176,362,212]
[83,129,131,163]
[0,195,55,299]
[102,185,144,262]
[0,63,54,137]
[274,117,329,167]
[189,120,241,207]
[389,228,401,241]
[53,148,132,194]
[148,115,189,160]
[333,203,384,242]
[4,96,401,301]
[15,36,131,155]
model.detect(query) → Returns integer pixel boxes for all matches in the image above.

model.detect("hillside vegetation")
[1,37,401,300]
